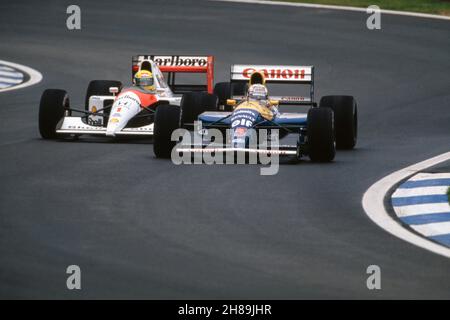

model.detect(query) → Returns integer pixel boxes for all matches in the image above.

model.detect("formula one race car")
[153,64,358,162]
[38,55,217,139]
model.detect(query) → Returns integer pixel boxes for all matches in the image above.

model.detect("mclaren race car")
[153,64,358,162]
[38,55,217,139]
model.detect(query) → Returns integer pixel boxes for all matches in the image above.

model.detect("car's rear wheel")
[319,95,357,149]
[39,89,69,139]
[179,92,217,128]
[153,105,181,158]
[213,82,247,111]
[307,107,336,162]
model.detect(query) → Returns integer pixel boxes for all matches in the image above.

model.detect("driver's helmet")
[247,84,268,103]
[134,70,155,90]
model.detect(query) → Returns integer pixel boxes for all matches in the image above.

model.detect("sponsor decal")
[230,108,259,148]
[150,55,207,67]
[87,118,102,126]
[116,92,141,106]
[109,118,119,123]
[280,96,307,102]
[230,108,259,129]
[243,68,306,80]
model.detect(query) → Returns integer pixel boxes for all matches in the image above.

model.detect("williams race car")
[38,55,217,139]
[153,64,358,162]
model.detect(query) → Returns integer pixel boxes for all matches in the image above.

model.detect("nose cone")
[231,127,248,148]
[105,91,142,136]
[106,116,122,136]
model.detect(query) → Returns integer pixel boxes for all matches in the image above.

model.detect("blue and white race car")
[153,63,358,162]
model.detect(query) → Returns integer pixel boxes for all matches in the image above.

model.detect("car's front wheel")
[179,92,217,128]
[153,105,181,158]
[39,89,69,139]
[307,107,336,162]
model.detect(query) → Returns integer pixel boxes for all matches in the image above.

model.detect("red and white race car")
[38,55,217,139]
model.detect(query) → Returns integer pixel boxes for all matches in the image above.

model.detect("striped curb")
[0,64,25,90]
[0,60,42,93]
[392,173,450,247]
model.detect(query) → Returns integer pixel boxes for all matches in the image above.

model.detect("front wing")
[175,143,298,156]
[56,117,154,136]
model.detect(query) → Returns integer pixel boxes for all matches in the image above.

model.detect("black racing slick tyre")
[39,89,69,139]
[213,82,247,111]
[319,95,357,149]
[307,107,336,162]
[153,105,181,158]
[179,92,217,128]
[84,80,122,111]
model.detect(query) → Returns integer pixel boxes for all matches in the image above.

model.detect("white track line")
[212,0,450,21]
[0,60,42,93]
[362,152,450,258]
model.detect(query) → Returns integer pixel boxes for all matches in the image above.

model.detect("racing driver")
[117,69,158,108]
[237,83,279,121]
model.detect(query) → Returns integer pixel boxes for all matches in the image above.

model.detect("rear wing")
[132,55,214,94]
[230,64,315,105]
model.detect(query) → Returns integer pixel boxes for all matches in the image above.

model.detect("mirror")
[109,87,119,94]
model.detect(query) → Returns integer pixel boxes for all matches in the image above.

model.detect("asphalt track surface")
[427,161,450,174]
[0,0,450,299]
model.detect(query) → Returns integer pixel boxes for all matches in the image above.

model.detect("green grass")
[273,0,450,16]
